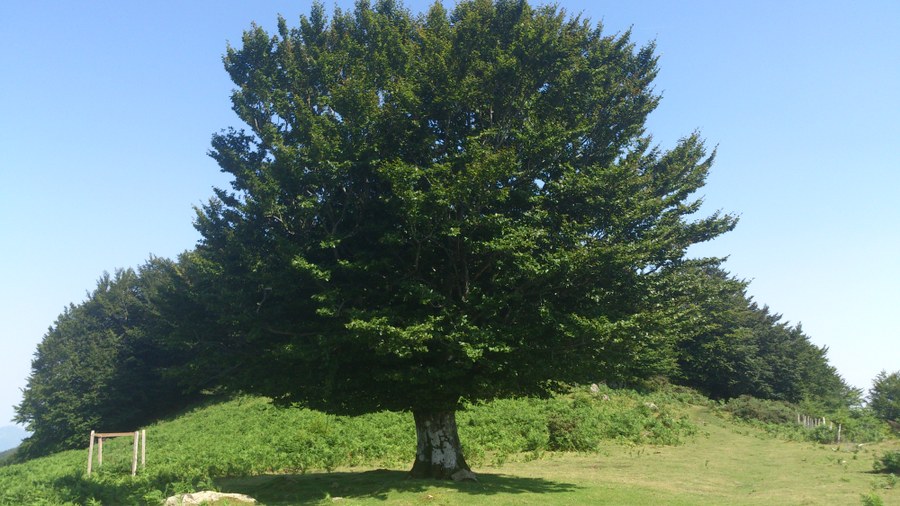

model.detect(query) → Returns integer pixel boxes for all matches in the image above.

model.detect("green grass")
[215,407,900,505]
[1,389,897,505]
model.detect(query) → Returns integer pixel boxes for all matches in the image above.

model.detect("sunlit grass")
[214,407,900,505]
[1,392,897,505]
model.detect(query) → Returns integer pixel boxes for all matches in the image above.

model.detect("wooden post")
[837,424,842,443]
[98,437,104,467]
[131,431,139,476]
[87,430,95,476]
[141,429,146,469]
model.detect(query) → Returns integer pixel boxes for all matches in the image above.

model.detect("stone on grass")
[164,491,257,505]
[451,469,478,482]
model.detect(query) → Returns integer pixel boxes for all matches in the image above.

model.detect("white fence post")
[87,431,95,476]
[131,431,139,476]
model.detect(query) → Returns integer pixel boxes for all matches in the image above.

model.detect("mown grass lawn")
[217,408,900,505]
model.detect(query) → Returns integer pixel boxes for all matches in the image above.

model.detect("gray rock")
[164,491,257,505]
[451,469,478,482]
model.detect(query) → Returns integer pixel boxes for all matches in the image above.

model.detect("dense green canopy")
[13,261,195,460]
[194,0,735,417]
[870,370,900,422]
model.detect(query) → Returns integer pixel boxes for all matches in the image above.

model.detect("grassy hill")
[1,388,897,505]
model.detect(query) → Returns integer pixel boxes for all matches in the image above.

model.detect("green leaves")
[664,264,858,408]
[345,315,438,357]
[292,255,330,281]
[195,0,737,415]
[14,260,198,459]
[870,370,900,422]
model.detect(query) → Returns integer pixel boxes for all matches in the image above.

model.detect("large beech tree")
[195,0,735,478]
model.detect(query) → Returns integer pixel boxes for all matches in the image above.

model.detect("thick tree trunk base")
[409,410,476,481]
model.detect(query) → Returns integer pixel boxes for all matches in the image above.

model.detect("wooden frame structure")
[87,430,146,476]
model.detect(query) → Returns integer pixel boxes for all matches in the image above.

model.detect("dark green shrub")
[725,395,795,424]
[458,387,696,463]
[459,397,551,464]
[545,396,602,452]
[874,450,900,474]
[837,409,886,443]
[809,424,839,444]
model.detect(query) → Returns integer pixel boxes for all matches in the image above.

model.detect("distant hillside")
[0,426,28,453]
[0,447,14,464]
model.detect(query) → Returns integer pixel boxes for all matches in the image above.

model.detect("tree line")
[11,0,890,475]
[12,253,862,460]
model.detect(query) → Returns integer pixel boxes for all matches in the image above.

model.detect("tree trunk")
[409,410,475,480]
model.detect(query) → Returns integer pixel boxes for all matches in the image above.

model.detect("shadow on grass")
[216,469,580,504]
[51,471,149,505]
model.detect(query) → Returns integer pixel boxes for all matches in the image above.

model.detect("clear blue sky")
[2,0,898,427]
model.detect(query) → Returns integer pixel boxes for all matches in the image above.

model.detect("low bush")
[861,491,885,506]
[837,409,887,444]
[724,395,795,424]
[460,386,696,464]
[874,450,900,474]
[721,396,887,445]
